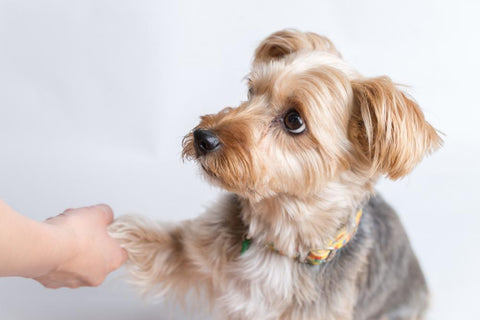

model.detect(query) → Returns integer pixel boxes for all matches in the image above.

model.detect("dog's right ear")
[253,29,341,64]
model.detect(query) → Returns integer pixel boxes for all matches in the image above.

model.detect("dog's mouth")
[200,162,228,188]
[184,131,257,197]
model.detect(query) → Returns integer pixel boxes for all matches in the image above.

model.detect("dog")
[109,30,442,320]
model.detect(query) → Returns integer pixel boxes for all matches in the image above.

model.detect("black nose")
[193,129,221,155]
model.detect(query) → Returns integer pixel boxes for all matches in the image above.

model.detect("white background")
[0,1,479,319]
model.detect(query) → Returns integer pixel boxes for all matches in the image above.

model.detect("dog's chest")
[217,243,346,320]
[216,245,294,319]
[215,241,359,320]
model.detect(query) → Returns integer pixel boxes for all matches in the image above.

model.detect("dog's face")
[183,30,442,201]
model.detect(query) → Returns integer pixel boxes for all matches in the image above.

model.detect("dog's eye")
[284,110,306,134]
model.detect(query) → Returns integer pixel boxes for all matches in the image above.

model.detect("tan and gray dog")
[109,30,442,320]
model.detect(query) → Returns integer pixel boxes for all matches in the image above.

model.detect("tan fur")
[350,77,442,179]
[254,29,342,64]
[109,30,441,320]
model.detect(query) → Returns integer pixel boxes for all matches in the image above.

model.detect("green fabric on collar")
[241,238,251,254]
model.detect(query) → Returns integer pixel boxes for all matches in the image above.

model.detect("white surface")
[0,1,479,319]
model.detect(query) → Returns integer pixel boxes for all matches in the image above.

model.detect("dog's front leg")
[108,215,216,299]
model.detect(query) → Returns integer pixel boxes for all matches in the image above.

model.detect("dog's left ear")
[349,76,442,179]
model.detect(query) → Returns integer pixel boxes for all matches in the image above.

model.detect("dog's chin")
[200,163,215,179]
[199,163,268,202]
[198,163,242,195]
[199,163,225,188]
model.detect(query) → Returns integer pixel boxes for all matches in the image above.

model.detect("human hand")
[33,205,127,288]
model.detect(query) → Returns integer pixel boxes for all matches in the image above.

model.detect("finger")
[42,283,62,289]
[109,245,128,271]
[36,278,63,289]
[118,247,128,264]
[118,248,128,266]
[94,204,114,224]
[58,208,76,217]
[87,275,106,287]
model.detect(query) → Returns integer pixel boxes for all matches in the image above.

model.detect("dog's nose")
[193,129,221,155]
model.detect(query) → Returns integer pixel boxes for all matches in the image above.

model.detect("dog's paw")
[108,215,149,245]
[108,215,166,263]
[108,215,183,295]
[108,215,177,262]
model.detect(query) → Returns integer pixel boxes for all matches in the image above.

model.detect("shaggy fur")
[109,30,442,320]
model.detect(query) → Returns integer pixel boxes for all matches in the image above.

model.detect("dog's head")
[183,30,442,201]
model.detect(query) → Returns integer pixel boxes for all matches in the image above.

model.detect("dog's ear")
[253,29,341,64]
[349,76,442,179]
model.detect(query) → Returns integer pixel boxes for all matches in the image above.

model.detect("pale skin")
[0,199,127,288]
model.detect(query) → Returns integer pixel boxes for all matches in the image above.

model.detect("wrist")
[36,221,78,277]
[19,220,77,279]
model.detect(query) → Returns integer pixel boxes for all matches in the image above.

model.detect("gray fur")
[351,195,429,320]
[110,192,429,319]
[216,193,429,319]
[276,194,429,319]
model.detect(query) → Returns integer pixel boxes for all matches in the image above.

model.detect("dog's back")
[352,195,429,320]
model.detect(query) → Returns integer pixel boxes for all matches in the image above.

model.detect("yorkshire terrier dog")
[109,30,442,320]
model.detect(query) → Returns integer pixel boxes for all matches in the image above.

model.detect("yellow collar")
[241,209,363,265]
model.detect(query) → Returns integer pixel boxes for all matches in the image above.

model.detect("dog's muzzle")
[193,129,221,156]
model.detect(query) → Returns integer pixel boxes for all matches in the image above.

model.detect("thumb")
[110,245,128,270]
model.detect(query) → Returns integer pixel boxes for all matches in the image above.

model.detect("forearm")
[109,216,211,295]
[0,199,70,278]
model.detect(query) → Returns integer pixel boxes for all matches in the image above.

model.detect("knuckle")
[113,252,127,269]
[111,258,121,270]
[94,204,114,223]
[98,203,113,213]
[90,277,104,287]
